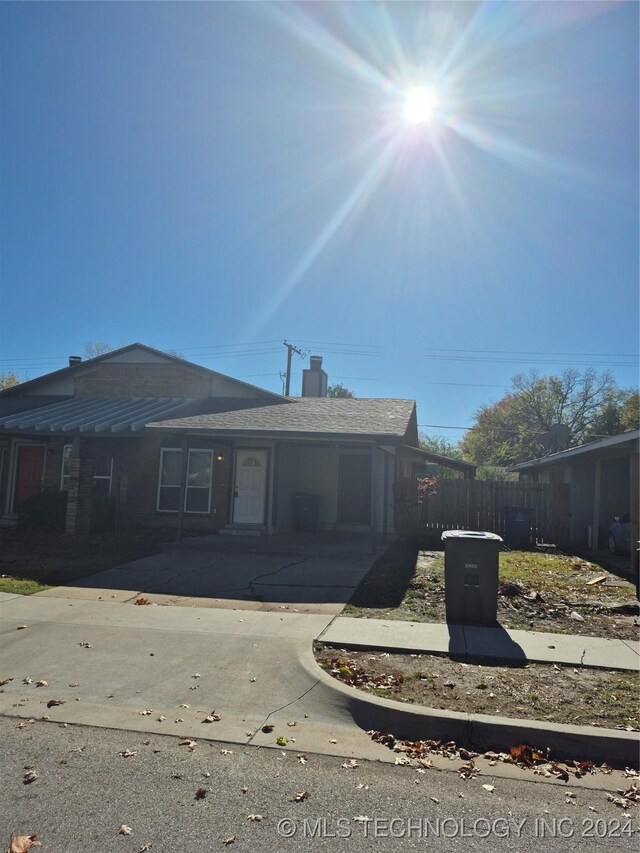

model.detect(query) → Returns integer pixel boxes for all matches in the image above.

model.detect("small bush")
[18,489,68,530]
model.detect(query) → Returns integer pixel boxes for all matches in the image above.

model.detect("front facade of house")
[509,430,639,562]
[0,344,434,541]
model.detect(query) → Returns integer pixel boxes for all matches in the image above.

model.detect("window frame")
[93,454,113,498]
[156,447,213,515]
[60,444,73,491]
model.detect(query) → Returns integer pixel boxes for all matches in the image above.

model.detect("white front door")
[232,449,268,524]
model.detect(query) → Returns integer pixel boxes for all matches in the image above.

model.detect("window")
[92,452,113,498]
[60,446,113,496]
[157,448,213,514]
[60,444,73,491]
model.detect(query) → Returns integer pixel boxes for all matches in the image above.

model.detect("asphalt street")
[2,718,636,852]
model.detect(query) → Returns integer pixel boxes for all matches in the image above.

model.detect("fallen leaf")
[240,787,248,794]
[22,678,33,685]
[293,791,310,802]
[179,739,197,749]
[247,814,262,821]
[482,784,496,793]
[156,716,166,722]
[202,713,221,723]
[174,718,184,723]
[223,837,236,846]
[134,597,151,605]
[138,845,152,852]
[23,770,38,784]
[117,825,132,836]
[16,625,28,630]
[78,642,92,648]
[276,737,289,747]
[297,755,307,764]
[179,704,190,709]
[139,709,153,716]
[119,750,137,758]
[35,681,48,688]
[430,796,440,803]
[192,673,201,679]
[570,610,585,622]
[46,700,64,709]
[7,835,41,852]
[342,759,359,770]
[220,749,233,755]
[261,724,274,734]
[195,788,207,800]
[0,678,13,686]
[287,721,297,727]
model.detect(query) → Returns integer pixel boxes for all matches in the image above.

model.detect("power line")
[421,355,637,368]
[423,347,639,358]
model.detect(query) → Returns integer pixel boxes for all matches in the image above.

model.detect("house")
[508,430,639,566]
[0,344,473,543]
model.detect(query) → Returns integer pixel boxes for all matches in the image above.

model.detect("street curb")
[302,648,640,768]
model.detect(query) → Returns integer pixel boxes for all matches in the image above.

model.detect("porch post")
[630,452,639,589]
[64,434,92,535]
[175,435,189,543]
[370,448,378,554]
[382,449,389,545]
[592,457,602,554]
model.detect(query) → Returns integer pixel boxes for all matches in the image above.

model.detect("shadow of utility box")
[442,530,503,626]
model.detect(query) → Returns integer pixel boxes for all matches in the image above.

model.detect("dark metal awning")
[0,397,193,434]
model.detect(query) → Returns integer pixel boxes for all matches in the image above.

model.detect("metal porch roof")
[0,397,193,434]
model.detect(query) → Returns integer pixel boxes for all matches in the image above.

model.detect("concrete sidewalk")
[319,616,640,670]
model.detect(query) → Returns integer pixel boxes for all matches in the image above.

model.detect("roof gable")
[0,343,285,402]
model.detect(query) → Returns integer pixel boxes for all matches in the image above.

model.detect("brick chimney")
[301,355,328,397]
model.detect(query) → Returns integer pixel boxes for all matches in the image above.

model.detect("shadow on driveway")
[36,532,389,614]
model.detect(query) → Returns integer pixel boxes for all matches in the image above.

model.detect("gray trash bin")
[441,530,503,626]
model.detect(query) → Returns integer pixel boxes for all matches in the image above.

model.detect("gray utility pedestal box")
[441,530,503,626]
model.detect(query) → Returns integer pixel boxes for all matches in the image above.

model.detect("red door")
[14,445,46,510]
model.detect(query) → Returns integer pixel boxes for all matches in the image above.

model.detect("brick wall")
[69,435,232,535]
[74,364,211,398]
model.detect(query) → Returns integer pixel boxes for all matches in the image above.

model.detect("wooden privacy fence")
[395,478,570,546]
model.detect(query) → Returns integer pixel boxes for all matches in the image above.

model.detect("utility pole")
[283,340,304,396]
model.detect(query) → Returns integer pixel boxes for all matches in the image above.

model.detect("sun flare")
[402,86,440,124]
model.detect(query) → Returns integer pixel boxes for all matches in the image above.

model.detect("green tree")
[0,372,20,390]
[327,383,355,398]
[461,368,623,466]
[418,432,466,479]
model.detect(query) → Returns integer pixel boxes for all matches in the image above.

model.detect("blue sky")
[1,1,638,441]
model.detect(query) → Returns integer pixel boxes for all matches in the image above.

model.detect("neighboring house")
[0,344,473,542]
[508,430,639,562]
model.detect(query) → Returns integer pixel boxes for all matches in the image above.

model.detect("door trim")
[231,447,270,526]
[6,439,47,517]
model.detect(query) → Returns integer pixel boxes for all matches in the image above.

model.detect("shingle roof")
[0,395,417,441]
[149,397,416,441]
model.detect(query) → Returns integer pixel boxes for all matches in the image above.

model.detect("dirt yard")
[315,647,640,730]
[344,542,639,640]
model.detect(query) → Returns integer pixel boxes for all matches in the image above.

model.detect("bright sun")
[402,86,440,124]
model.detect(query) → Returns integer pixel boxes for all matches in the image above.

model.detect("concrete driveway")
[0,535,394,759]
[35,532,381,615]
